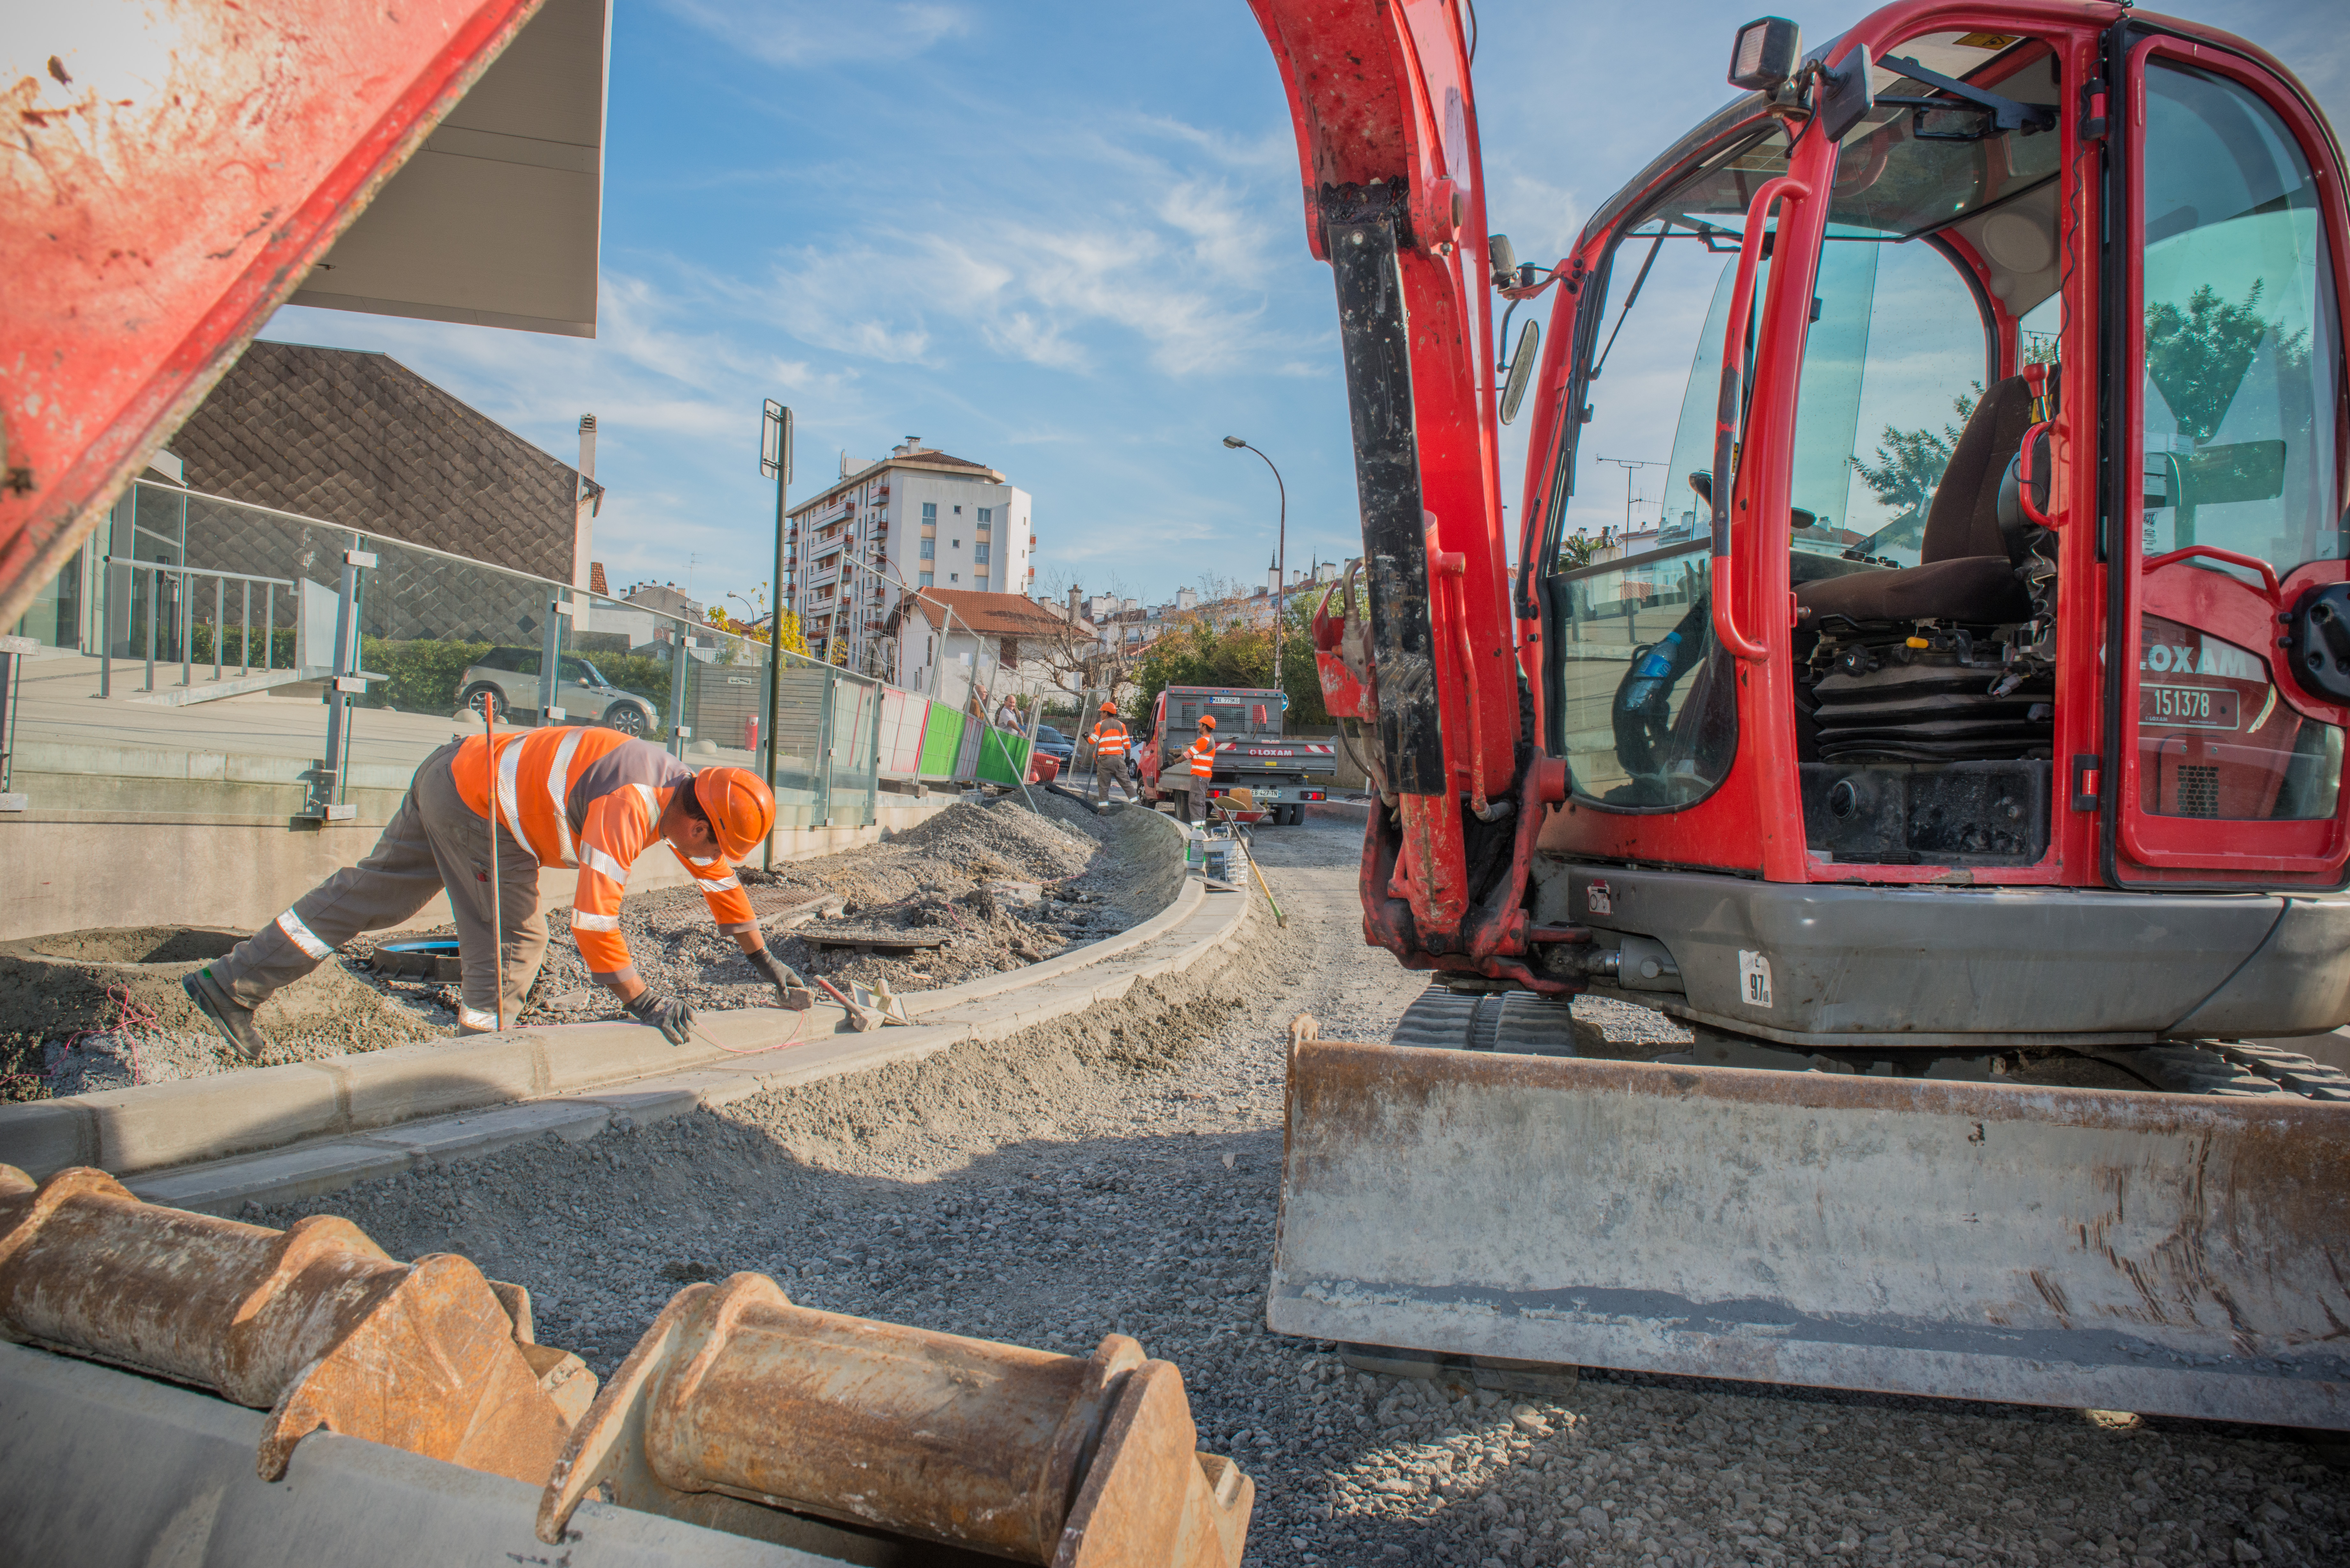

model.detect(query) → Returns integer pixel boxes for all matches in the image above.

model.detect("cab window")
[2139,62,2343,577]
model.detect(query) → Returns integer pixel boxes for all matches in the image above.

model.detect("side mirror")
[1818,43,1874,141]
[1729,16,1801,92]
[1499,319,1540,425]
[1686,471,1714,507]
[1790,507,1817,530]
[1488,234,1518,290]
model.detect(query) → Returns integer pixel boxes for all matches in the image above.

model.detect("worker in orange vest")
[1088,700,1133,803]
[1179,714,1218,824]
[182,727,815,1059]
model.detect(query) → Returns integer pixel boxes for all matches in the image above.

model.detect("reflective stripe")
[546,727,584,867]
[580,845,629,884]
[684,852,721,867]
[702,873,741,892]
[570,911,621,931]
[274,908,334,960]
[495,738,524,846]
[459,1005,500,1031]
[630,782,661,829]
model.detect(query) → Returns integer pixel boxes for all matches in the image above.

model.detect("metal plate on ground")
[798,927,949,955]
[1269,1039,2350,1427]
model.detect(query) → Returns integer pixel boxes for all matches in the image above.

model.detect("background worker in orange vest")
[182,727,815,1059]
[1088,700,1133,803]
[1179,714,1218,824]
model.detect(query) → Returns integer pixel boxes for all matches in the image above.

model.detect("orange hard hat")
[1100,700,1117,713]
[692,766,776,861]
[1199,714,1216,730]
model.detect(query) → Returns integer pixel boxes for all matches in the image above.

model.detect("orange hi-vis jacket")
[1184,733,1219,778]
[451,727,757,982]
[1090,716,1128,751]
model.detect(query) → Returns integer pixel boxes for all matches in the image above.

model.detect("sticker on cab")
[1738,949,1774,1009]
[1586,880,1612,916]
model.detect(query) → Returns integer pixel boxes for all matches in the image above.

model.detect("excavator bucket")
[1268,1041,2350,1428]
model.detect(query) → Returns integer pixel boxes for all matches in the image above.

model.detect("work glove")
[624,990,696,1046]
[746,946,816,1012]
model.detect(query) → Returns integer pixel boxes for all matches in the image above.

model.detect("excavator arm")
[1248,0,1560,969]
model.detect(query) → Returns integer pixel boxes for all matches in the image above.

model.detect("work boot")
[183,967,268,1062]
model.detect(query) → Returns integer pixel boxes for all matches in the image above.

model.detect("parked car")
[456,647,659,735]
[1031,723,1076,769]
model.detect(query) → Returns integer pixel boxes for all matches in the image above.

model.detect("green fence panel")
[975,727,1032,786]
[917,706,965,779]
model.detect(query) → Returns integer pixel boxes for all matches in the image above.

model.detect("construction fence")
[1,479,1042,821]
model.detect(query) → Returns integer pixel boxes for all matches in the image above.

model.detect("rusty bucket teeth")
[0,1164,589,1484]
[541,1271,1253,1565]
[2,1163,1250,1563]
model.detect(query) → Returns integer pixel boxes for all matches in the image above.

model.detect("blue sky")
[261,0,2347,609]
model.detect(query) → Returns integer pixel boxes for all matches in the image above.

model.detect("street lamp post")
[1221,436,1286,695]
[759,401,792,873]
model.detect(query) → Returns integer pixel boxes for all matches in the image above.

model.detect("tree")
[1851,383,1982,537]
[708,584,808,657]
[1559,530,1604,570]
[1129,589,1333,730]
[2145,280,2306,441]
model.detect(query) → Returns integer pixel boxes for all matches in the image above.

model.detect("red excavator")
[1251,0,2350,1427]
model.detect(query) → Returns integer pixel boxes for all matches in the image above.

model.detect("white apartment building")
[784,437,1034,672]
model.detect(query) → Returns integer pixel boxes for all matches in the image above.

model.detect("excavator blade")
[1268,1041,2350,1428]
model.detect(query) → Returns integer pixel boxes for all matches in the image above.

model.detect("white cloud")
[658,0,971,68]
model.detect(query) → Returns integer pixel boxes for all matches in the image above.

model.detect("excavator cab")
[1253,0,2350,1425]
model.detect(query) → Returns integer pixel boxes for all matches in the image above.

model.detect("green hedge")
[187,623,299,670]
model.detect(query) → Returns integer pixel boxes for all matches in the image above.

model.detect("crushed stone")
[252,810,2348,1564]
[342,793,1178,1026]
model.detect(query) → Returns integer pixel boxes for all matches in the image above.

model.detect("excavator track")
[1396,982,2350,1100]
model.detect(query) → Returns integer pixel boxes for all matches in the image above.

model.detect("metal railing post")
[262,584,275,672]
[667,620,691,759]
[100,558,113,697]
[179,570,193,687]
[813,665,835,827]
[212,575,224,681]
[240,579,252,675]
[311,548,366,818]
[144,566,156,692]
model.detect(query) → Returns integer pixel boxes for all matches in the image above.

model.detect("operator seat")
[1796,375,2037,626]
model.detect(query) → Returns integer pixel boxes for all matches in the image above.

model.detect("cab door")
[2110,37,2350,886]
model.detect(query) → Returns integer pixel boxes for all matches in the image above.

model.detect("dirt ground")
[2,789,1166,1099]
[345,788,1175,1027]
[257,810,2347,1568]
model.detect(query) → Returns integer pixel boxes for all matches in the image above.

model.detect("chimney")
[573,414,598,591]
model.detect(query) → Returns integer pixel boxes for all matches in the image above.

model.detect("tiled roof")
[170,341,582,582]
[589,562,609,596]
[897,589,1075,638]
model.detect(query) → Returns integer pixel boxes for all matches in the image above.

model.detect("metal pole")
[262,584,274,672]
[316,550,360,817]
[240,579,252,675]
[100,559,112,698]
[212,575,224,681]
[667,617,690,760]
[144,566,156,692]
[179,570,192,688]
[485,692,506,1032]
[1223,438,1287,694]
[759,401,792,872]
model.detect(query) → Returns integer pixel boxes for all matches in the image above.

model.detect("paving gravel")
[258,811,2347,1568]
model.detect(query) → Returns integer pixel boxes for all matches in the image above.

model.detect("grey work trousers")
[1181,773,1209,824]
[1092,753,1135,802]
[211,742,547,1032]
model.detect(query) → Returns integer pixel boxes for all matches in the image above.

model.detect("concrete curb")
[4,806,1257,1212]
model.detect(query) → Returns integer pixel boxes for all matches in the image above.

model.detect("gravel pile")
[259,813,2348,1567]
[346,793,1169,1028]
